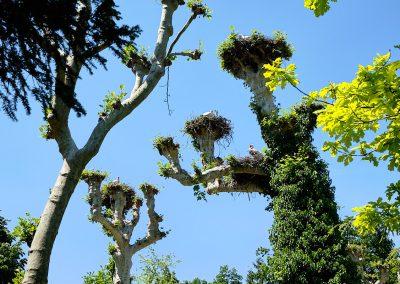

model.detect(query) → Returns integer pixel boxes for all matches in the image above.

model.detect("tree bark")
[23,158,84,284]
[113,248,133,284]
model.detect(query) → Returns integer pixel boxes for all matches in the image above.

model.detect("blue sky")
[1,0,400,282]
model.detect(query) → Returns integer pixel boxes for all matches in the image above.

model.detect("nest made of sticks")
[101,182,137,213]
[218,31,293,79]
[183,112,233,142]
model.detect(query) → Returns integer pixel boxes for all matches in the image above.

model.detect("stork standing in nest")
[248,144,263,160]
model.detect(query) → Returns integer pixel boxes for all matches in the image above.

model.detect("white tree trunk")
[23,159,84,284]
[113,248,133,284]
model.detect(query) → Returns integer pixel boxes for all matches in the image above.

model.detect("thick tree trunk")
[23,159,84,284]
[113,248,133,284]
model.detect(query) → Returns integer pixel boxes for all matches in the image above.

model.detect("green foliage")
[82,257,115,284]
[102,181,133,195]
[38,121,55,140]
[100,179,137,216]
[310,53,400,172]
[193,184,207,201]
[353,181,400,235]
[304,0,337,17]
[182,278,208,284]
[246,248,271,284]
[187,0,212,19]
[122,44,150,66]
[107,243,117,255]
[212,265,243,284]
[139,183,160,196]
[217,30,293,79]
[99,85,127,116]
[81,169,109,182]
[340,217,400,283]
[132,247,180,284]
[263,57,299,91]
[153,136,179,156]
[306,53,400,234]
[12,213,40,248]
[11,269,24,284]
[157,162,172,177]
[252,104,360,283]
[0,213,26,284]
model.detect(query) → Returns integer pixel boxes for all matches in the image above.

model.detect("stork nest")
[153,136,179,156]
[101,182,136,212]
[226,155,266,169]
[183,112,233,142]
[218,31,293,79]
[225,155,275,196]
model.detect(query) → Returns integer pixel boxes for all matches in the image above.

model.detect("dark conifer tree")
[0,0,140,120]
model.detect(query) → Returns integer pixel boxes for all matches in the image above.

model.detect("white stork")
[248,144,263,159]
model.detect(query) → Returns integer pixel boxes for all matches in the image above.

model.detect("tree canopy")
[0,0,140,120]
[0,214,26,284]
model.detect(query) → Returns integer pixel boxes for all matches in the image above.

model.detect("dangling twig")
[164,66,173,116]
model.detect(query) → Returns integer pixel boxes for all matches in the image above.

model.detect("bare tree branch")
[82,177,127,247]
[166,13,197,57]
[80,0,181,162]
[82,40,111,59]
[130,184,166,254]
[169,50,202,61]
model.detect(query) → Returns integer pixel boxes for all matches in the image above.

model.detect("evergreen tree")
[0,0,140,120]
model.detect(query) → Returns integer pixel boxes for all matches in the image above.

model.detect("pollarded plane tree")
[0,1,210,283]
[81,170,167,284]
[155,31,360,283]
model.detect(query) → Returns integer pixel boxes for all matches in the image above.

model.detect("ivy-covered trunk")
[217,32,360,283]
[23,159,85,284]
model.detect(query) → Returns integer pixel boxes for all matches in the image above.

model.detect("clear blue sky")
[1,0,399,283]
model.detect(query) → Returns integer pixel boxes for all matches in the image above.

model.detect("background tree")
[212,265,243,284]
[0,1,207,282]
[83,257,115,284]
[246,248,270,284]
[12,213,40,249]
[132,247,180,284]
[0,213,25,284]
[81,170,167,284]
[340,217,400,284]
[154,31,359,283]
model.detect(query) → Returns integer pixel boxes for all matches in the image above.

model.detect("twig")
[166,13,196,57]
[164,66,173,115]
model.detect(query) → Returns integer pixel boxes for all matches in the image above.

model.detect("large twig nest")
[218,31,293,79]
[183,112,233,148]
[101,182,136,212]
